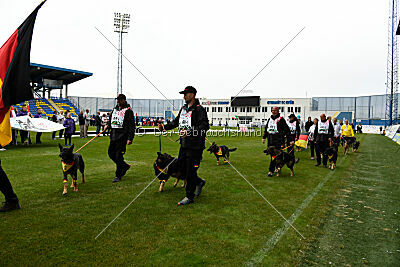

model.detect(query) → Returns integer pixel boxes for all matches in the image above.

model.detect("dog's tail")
[229,148,237,152]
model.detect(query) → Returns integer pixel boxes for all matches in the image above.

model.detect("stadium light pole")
[114,12,130,96]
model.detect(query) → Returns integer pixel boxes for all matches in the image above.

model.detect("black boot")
[0,199,20,212]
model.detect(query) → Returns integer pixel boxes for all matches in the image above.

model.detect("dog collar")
[62,161,74,172]
[156,165,168,174]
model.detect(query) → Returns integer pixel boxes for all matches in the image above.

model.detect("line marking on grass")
[224,158,305,239]
[95,158,177,240]
[244,156,347,266]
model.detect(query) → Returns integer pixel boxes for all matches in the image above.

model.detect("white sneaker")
[0,148,6,151]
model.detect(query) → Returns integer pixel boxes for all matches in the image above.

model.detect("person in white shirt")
[308,118,318,160]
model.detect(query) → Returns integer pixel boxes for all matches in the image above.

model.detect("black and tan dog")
[343,137,356,155]
[207,142,237,165]
[324,146,338,170]
[353,140,360,152]
[263,146,299,177]
[59,144,85,196]
[154,152,186,192]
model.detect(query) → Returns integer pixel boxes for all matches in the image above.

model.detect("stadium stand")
[51,98,80,117]
[13,98,80,118]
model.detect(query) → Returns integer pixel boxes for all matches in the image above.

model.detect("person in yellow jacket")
[341,120,355,154]
[341,120,354,137]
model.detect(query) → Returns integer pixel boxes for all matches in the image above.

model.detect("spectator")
[95,111,102,135]
[102,114,109,136]
[84,109,90,137]
[17,104,32,145]
[57,110,65,139]
[78,110,85,138]
[305,117,313,132]
[63,113,76,146]
[34,109,43,144]
[51,111,58,140]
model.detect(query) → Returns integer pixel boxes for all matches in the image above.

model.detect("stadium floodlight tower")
[386,0,399,126]
[114,12,130,96]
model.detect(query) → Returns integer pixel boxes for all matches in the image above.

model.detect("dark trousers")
[178,147,203,200]
[310,141,315,157]
[59,129,64,138]
[36,132,42,144]
[268,142,283,172]
[96,125,101,135]
[65,133,72,145]
[52,131,56,139]
[0,161,18,202]
[20,130,28,143]
[108,139,129,178]
[316,141,329,165]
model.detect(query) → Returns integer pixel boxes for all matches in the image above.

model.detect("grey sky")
[0,0,388,100]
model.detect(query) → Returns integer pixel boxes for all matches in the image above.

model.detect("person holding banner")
[107,94,135,183]
[17,104,32,145]
[262,107,290,177]
[34,109,43,144]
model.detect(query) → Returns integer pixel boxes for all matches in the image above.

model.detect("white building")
[200,97,313,126]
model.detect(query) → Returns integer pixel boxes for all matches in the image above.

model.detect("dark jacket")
[164,99,209,150]
[78,114,85,125]
[34,113,42,118]
[287,119,301,143]
[17,110,29,117]
[305,120,313,132]
[263,114,290,146]
[95,115,102,126]
[314,119,334,143]
[63,118,76,134]
[52,114,57,123]
[108,102,135,142]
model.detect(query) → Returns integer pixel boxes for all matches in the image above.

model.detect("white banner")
[11,116,66,132]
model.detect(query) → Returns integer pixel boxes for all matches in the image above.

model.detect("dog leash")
[75,128,107,153]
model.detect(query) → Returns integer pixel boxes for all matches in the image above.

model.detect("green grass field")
[0,132,399,266]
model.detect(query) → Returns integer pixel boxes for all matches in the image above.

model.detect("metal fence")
[69,96,184,117]
[312,94,398,120]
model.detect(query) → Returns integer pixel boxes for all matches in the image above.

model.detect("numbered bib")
[267,117,281,134]
[289,121,297,135]
[179,109,192,131]
[318,121,329,134]
[111,107,130,129]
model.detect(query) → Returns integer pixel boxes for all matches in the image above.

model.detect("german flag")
[295,133,309,149]
[0,1,46,146]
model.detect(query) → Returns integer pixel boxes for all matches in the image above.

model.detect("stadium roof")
[30,63,93,86]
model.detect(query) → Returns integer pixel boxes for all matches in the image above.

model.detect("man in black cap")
[287,113,301,156]
[0,161,20,212]
[106,94,136,183]
[262,106,290,177]
[158,86,209,205]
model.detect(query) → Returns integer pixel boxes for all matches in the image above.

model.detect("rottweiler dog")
[324,146,338,170]
[263,146,299,177]
[207,142,237,165]
[154,152,186,192]
[58,144,85,196]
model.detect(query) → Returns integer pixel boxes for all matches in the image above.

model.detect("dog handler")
[314,113,334,167]
[287,114,301,156]
[158,86,209,205]
[262,107,290,177]
[106,94,136,183]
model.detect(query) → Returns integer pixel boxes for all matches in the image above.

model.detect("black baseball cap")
[288,113,296,119]
[116,94,126,100]
[179,86,197,95]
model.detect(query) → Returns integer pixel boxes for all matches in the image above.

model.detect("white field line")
[245,156,347,266]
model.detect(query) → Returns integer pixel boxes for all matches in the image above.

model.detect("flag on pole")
[295,133,309,149]
[0,1,46,146]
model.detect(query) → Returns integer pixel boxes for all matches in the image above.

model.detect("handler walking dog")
[262,107,290,177]
[106,94,136,183]
[158,86,209,205]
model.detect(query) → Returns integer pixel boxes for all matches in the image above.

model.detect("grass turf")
[0,132,398,266]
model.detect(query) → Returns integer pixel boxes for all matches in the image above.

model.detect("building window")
[295,107,301,113]
[240,107,246,112]
[218,107,222,112]
[247,107,252,112]
[226,107,230,112]
[205,107,209,112]
[262,107,267,112]
[281,107,284,112]
[255,107,261,112]
[212,107,216,112]
[232,107,237,112]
